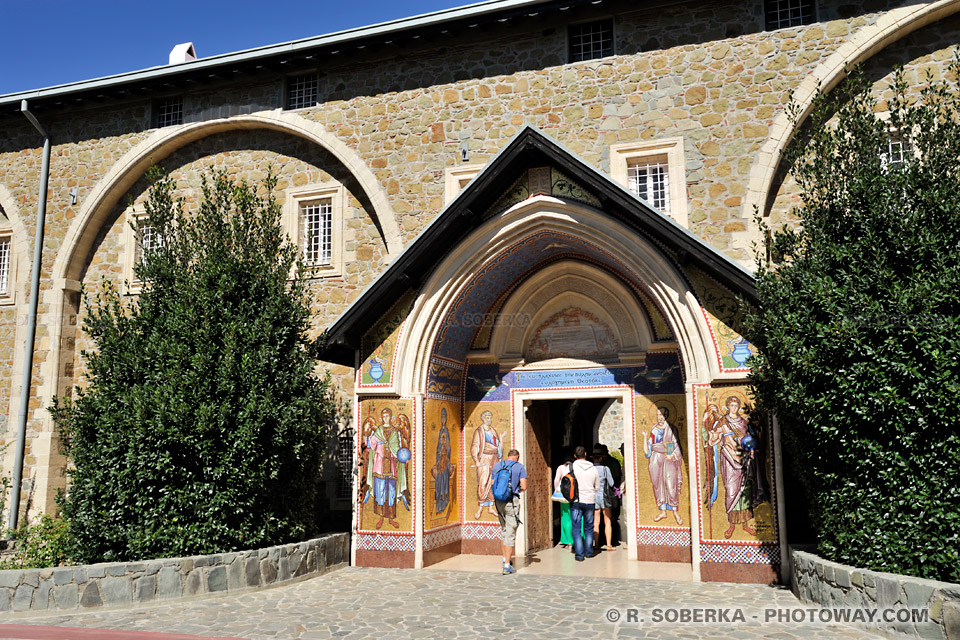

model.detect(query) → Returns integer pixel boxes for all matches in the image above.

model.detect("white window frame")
[123,212,163,293]
[876,113,919,170]
[283,183,344,278]
[444,164,483,204]
[610,137,688,227]
[881,130,915,169]
[0,231,16,305]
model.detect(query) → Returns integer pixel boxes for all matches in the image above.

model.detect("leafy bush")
[746,63,960,583]
[0,514,73,569]
[51,169,339,564]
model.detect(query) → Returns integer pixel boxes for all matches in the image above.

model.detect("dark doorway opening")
[524,397,619,554]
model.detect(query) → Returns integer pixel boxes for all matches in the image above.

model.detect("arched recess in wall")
[52,111,402,283]
[741,0,960,224]
[0,183,34,283]
[0,182,38,451]
[391,197,718,397]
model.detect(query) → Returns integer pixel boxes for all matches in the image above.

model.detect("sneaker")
[575,556,585,562]
[502,564,516,575]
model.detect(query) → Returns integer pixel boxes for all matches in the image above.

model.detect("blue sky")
[1,0,463,96]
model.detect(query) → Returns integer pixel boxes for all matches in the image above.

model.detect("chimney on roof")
[168,43,198,65]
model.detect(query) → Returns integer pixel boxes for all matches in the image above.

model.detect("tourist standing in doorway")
[570,446,600,562]
[592,449,615,551]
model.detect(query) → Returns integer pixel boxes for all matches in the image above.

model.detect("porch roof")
[319,125,756,366]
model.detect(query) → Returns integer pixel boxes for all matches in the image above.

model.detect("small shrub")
[0,514,73,569]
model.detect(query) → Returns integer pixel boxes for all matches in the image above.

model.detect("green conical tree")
[52,169,339,563]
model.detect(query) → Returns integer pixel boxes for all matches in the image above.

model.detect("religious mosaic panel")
[634,394,691,540]
[357,397,415,534]
[694,384,778,547]
[683,265,756,373]
[463,400,511,524]
[359,290,416,388]
[425,398,460,531]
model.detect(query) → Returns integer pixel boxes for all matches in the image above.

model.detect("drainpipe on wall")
[8,100,51,530]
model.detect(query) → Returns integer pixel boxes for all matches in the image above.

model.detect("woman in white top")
[553,454,578,548]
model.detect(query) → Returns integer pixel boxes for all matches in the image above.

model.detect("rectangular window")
[155,97,184,127]
[286,73,319,110]
[611,138,687,226]
[134,224,163,267]
[764,0,815,30]
[0,237,10,297]
[569,19,613,63]
[628,156,671,215]
[884,133,912,167]
[300,198,332,266]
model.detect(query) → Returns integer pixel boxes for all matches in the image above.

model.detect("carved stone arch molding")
[487,260,653,367]
[0,184,33,271]
[392,196,719,396]
[0,181,35,442]
[52,110,402,283]
[741,0,960,227]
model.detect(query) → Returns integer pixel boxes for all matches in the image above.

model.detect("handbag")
[551,488,568,503]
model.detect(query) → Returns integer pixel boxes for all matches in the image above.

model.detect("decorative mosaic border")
[461,522,502,540]
[700,543,780,564]
[637,527,692,547]
[355,533,416,552]
[425,392,461,402]
[423,524,462,550]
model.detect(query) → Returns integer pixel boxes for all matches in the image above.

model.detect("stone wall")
[596,397,624,451]
[791,547,960,640]
[0,532,349,614]
[2,0,960,519]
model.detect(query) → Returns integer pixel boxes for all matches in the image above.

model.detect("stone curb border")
[791,547,960,640]
[0,532,349,614]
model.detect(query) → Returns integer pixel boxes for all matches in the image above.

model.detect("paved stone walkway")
[5,566,884,639]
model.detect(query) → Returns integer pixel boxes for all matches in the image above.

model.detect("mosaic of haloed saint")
[357,398,414,533]
[425,399,460,530]
[464,401,511,523]
[635,395,690,528]
[696,386,776,542]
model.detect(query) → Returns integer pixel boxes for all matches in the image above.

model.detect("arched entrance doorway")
[320,126,785,584]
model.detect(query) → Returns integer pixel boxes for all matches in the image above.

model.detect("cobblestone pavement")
[7,566,884,639]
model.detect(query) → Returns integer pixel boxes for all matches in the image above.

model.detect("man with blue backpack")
[492,449,527,575]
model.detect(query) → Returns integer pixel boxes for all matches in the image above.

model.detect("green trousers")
[559,501,583,545]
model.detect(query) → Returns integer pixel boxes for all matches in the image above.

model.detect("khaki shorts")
[496,496,520,546]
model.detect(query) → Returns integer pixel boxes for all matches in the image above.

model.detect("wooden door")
[524,402,552,553]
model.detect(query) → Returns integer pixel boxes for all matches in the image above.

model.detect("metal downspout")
[8,100,51,530]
